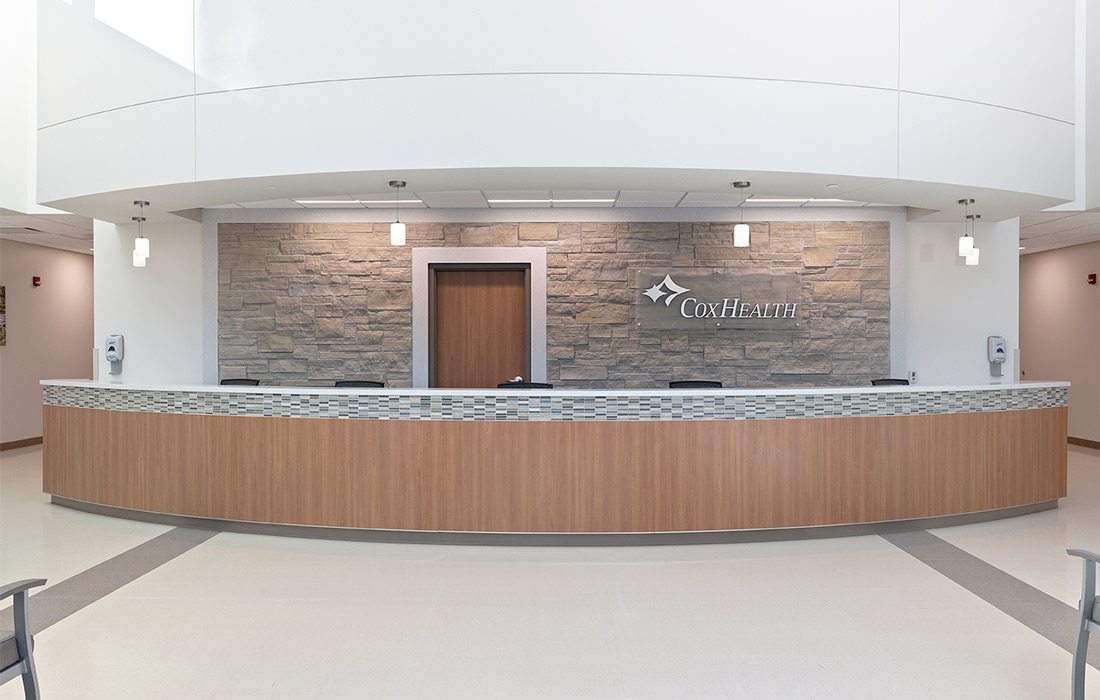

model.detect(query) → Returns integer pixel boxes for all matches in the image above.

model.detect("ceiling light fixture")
[292,199,364,205]
[389,180,406,245]
[292,199,424,205]
[485,198,617,204]
[550,199,617,204]
[965,213,981,266]
[732,181,751,247]
[132,200,149,267]
[957,198,975,256]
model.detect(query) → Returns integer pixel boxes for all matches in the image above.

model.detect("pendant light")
[957,198,975,256]
[389,180,406,246]
[132,200,150,267]
[965,214,981,266]
[732,181,751,248]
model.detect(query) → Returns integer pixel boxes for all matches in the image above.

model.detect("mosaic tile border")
[43,384,1067,422]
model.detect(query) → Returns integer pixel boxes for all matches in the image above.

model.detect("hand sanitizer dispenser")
[105,335,124,375]
[987,336,1006,377]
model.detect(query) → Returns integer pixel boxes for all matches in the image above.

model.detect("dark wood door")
[433,269,527,388]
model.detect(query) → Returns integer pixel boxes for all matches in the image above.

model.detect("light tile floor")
[1,444,1099,698]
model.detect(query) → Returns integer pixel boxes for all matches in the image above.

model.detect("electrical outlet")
[908,370,917,384]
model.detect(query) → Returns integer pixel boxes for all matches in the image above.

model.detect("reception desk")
[41,381,1069,544]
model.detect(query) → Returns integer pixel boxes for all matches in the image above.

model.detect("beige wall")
[1020,242,1100,441]
[0,240,93,442]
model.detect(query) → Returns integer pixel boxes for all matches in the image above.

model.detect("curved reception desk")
[41,381,1068,544]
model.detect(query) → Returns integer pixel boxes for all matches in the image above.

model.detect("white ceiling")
[10,186,1097,257]
[207,190,893,211]
[45,167,1065,226]
[1019,210,1100,254]
[0,208,94,255]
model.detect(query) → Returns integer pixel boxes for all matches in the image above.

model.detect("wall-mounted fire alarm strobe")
[32,276,41,287]
[1089,273,1097,285]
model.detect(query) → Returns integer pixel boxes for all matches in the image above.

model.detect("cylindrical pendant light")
[964,213,981,266]
[132,200,150,267]
[958,233,973,256]
[957,198,975,256]
[389,180,407,246]
[732,181,751,248]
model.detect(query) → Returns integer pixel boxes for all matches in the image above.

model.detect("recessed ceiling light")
[293,199,423,205]
[551,199,616,203]
[486,198,616,204]
[1019,246,1026,250]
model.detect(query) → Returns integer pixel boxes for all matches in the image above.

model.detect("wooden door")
[433,269,528,388]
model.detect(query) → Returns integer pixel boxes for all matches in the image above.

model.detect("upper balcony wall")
[36,0,1076,208]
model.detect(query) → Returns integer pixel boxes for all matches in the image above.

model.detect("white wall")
[0,0,34,211]
[93,220,206,383]
[36,0,1076,210]
[103,204,1018,390]
[1088,0,1100,208]
[0,0,67,214]
[0,240,93,442]
[37,0,194,128]
[905,218,1021,385]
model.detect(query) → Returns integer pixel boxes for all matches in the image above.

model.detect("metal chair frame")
[0,579,47,700]
[1069,549,1100,700]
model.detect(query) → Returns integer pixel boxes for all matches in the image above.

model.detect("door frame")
[428,264,532,388]
[412,247,547,388]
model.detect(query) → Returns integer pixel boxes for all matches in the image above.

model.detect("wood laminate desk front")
[40,381,1068,538]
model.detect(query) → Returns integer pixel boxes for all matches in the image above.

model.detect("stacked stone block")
[218,221,890,388]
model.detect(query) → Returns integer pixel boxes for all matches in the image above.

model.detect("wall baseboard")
[0,436,43,451]
[1068,436,1100,450]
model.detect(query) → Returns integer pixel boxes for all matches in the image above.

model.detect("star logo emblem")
[643,274,690,306]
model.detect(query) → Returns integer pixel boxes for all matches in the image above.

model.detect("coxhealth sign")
[633,269,801,330]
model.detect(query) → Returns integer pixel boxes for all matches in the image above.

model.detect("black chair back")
[220,378,260,386]
[335,380,385,388]
[871,378,910,386]
[497,382,554,389]
[669,380,723,389]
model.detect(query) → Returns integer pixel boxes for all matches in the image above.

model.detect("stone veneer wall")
[218,221,889,388]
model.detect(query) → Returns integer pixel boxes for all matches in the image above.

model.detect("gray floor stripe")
[884,530,1100,669]
[0,527,217,636]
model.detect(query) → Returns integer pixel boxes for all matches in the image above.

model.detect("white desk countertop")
[41,379,1070,397]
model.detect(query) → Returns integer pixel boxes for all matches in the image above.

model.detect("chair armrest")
[0,579,46,601]
[1067,549,1100,564]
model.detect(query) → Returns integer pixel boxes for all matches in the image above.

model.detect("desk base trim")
[51,496,1058,547]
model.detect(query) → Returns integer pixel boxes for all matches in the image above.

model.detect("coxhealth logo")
[643,273,798,320]
[643,274,691,307]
